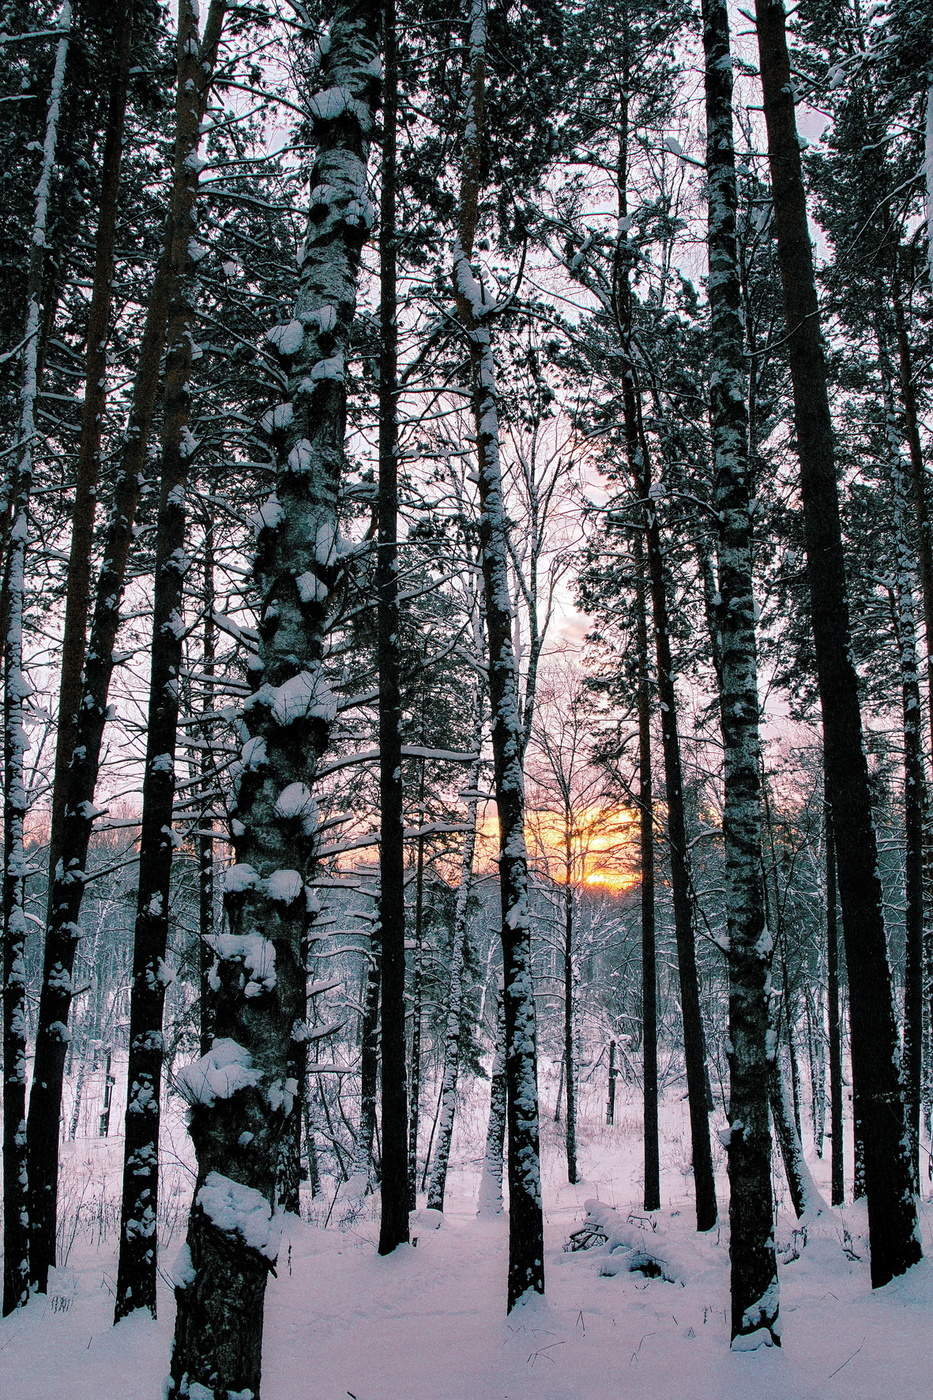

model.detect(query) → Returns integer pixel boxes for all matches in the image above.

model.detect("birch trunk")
[427,672,484,1211]
[2,8,70,1315]
[702,0,778,1345]
[453,0,544,1310]
[167,7,380,1394]
[755,0,920,1287]
[477,991,507,1216]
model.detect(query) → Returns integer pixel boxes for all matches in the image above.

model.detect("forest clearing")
[1,0,932,1396]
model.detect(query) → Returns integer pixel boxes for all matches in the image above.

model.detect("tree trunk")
[406,833,424,1213]
[350,942,381,1188]
[24,11,221,1293]
[702,0,778,1346]
[114,1,222,1320]
[453,0,544,1310]
[563,879,578,1184]
[754,0,920,1287]
[825,799,845,1206]
[884,411,925,1192]
[198,517,217,1057]
[427,735,483,1211]
[613,163,717,1232]
[376,0,409,1254]
[2,6,71,1318]
[635,544,660,1212]
[606,1039,617,1127]
[166,6,380,1394]
[477,992,507,1216]
[45,4,134,889]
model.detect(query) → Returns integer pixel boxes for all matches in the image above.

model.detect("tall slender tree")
[166,5,381,1394]
[754,0,921,1286]
[2,1,71,1319]
[701,0,779,1348]
[452,0,545,1309]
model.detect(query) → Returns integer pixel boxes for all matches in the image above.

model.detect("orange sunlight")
[477,802,641,895]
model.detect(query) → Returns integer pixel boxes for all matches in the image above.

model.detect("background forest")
[1,1,931,1397]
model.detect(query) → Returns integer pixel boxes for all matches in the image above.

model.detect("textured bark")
[406,832,424,1213]
[825,800,845,1207]
[563,879,578,1184]
[883,398,925,1191]
[635,545,659,1212]
[2,4,71,1318]
[376,0,409,1253]
[453,0,544,1310]
[351,942,381,1185]
[198,521,217,1058]
[755,0,920,1287]
[427,734,483,1212]
[606,1040,617,1126]
[45,3,134,888]
[702,0,778,1345]
[114,0,225,1320]
[167,7,380,1394]
[613,104,716,1235]
[25,10,221,1294]
[477,992,507,1216]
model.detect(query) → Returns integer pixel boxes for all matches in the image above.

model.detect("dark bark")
[702,0,778,1345]
[563,881,578,1184]
[167,6,381,1393]
[825,800,845,1207]
[376,0,409,1254]
[635,547,660,1212]
[114,0,222,1319]
[754,0,920,1287]
[45,3,134,889]
[453,0,544,1310]
[613,115,716,1233]
[3,10,71,1318]
[198,519,217,1058]
[406,828,425,1213]
[352,942,381,1184]
[25,9,221,1294]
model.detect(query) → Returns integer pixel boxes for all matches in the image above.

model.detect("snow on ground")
[2,1068,931,1400]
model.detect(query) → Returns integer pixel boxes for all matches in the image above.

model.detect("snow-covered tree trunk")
[25,4,224,1295]
[613,106,717,1236]
[2,3,70,1318]
[702,0,779,1344]
[427,712,484,1212]
[562,876,578,1185]
[44,5,134,890]
[349,940,380,1191]
[452,0,544,1311]
[755,0,920,1288]
[883,396,926,1190]
[166,6,381,1395]
[113,0,226,1321]
[825,798,845,1206]
[634,543,660,1213]
[477,991,507,1217]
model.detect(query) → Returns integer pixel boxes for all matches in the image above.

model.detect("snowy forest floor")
[1,1076,931,1400]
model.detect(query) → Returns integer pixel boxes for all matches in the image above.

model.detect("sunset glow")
[477,802,640,895]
